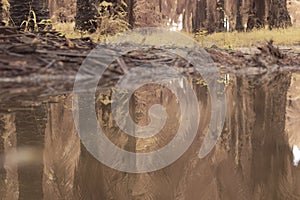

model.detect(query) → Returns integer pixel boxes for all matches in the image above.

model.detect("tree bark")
[235,0,244,31]
[193,0,207,32]
[9,0,50,28]
[75,0,99,32]
[205,0,224,33]
[0,1,3,24]
[125,0,135,27]
[246,0,266,30]
[267,0,292,29]
[9,0,30,26]
[247,0,291,30]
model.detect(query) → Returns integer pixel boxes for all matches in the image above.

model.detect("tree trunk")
[267,0,292,29]
[193,0,207,32]
[9,0,31,26]
[247,0,291,30]
[75,0,99,32]
[125,0,134,27]
[217,0,225,31]
[246,0,266,30]
[205,0,224,33]
[235,0,244,31]
[0,1,3,24]
[191,0,291,32]
[75,0,127,32]
[9,0,50,28]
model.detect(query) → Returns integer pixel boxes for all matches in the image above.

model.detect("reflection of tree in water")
[1,72,300,199]
[42,95,80,200]
[250,73,291,199]
[284,73,300,198]
[214,73,294,199]
[15,105,47,199]
[73,79,211,199]
[71,61,299,198]
[0,114,18,200]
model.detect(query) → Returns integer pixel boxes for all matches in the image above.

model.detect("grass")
[52,21,127,42]
[53,22,300,48]
[53,0,129,42]
[52,22,81,38]
[52,21,102,41]
[198,27,300,49]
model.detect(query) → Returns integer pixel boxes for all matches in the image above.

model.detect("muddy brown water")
[1,70,300,200]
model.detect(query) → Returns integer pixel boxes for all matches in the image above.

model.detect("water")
[0,70,300,200]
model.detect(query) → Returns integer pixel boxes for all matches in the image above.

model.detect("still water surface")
[0,71,300,200]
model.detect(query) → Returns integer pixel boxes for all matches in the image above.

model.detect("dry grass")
[52,21,102,41]
[53,22,300,48]
[52,22,81,38]
[198,27,300,48]
[2,0,10,25]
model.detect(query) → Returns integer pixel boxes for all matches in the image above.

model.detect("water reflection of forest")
[1,72,300,199]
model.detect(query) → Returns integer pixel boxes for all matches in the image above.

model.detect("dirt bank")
[0,26,300,83]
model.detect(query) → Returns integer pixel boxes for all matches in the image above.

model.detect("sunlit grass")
[53,22,300,49]
[52,21,105,41]
[52,22,81,38]
[199,27,300,49]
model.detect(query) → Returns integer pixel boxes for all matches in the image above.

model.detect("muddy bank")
[0,26,300,82]
[0,26,95,80]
